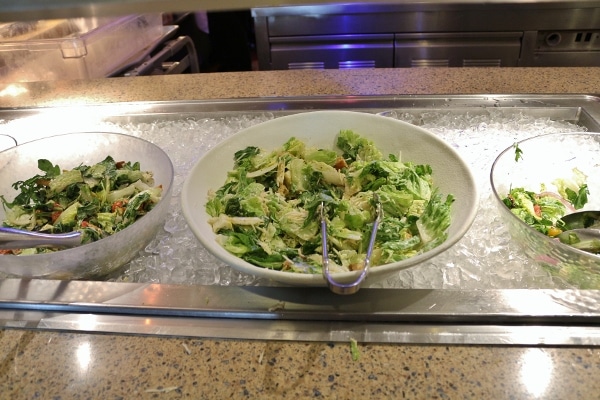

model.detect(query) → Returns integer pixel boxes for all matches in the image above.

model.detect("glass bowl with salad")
[491,132,600,289]
[182,110,479,287]
[0,132,173,279]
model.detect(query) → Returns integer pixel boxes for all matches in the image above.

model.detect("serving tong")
[0,227,82,250]
[320,194,383,295]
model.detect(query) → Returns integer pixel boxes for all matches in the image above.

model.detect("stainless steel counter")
[4,280,600,345]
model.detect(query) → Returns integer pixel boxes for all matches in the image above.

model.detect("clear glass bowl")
[491,132,600,288]
[0,132,174,279]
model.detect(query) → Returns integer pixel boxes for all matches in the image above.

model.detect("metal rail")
[2,280,600,345]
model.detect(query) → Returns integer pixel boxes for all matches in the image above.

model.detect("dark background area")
[173,11,255,72]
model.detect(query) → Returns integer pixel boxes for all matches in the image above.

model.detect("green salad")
[1,156,162,255]
[206,130,454,274]
[502,168,589,238]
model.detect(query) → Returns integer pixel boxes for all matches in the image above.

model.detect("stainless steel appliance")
[252,1,600,69]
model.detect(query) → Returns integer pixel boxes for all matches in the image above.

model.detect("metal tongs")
[0,227,82,250]
[320,194,383,295]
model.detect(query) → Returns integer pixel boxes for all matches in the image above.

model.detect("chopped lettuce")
[553,168,589,209]
[1,156,162,254]
[502,168,590,238]
[206,130,453,273]
[503,187,568,236]
[337,129,383,163]
[415,191,454,249]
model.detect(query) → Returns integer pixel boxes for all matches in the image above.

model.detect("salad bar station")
[1,93,600,345]
[0,0,599,396]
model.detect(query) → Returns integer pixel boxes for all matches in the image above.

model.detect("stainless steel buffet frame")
[1,94,600,346]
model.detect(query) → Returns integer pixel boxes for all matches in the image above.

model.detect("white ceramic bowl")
[182,110,478,286]
[0,132,174,279]
[491,132,600,289]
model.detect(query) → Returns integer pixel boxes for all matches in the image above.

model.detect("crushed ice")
[0,109,587,288]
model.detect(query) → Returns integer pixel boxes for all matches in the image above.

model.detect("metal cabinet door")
[269,34,394,70]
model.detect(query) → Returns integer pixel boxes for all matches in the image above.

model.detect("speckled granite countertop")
[1,67,600,399]
[1,67,599,107]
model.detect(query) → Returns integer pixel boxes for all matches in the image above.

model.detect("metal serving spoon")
[560,210,600,230]
[0,227,82,250]
[557,211,600,254]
